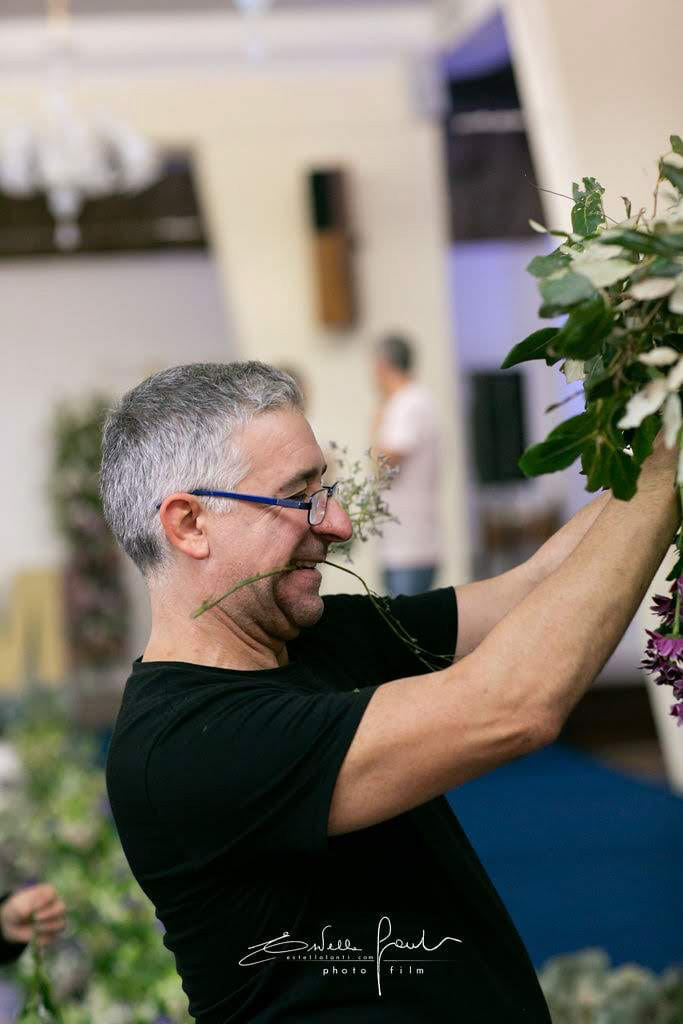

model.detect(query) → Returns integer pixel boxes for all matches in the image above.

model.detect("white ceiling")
[2,0,423,15]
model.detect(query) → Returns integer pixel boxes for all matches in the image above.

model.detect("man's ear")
[158,495,210,561]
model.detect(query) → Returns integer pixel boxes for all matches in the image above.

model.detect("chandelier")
[0,0,160,251]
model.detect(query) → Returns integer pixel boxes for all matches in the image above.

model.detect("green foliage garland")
[502,137,683,502]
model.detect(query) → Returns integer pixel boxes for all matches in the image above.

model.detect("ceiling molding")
[1,0,424,13]
[0,6,442,78]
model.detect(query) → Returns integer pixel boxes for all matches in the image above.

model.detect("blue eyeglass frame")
[156,481,339,526]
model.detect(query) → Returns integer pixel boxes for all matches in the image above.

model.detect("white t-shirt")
[377,383,442,568]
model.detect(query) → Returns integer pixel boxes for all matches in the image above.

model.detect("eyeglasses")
[156,482,339,527]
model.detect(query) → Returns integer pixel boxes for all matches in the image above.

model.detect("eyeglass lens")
[309,488,327,526]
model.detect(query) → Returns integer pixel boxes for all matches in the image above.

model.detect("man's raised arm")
[454,489,612,660]
[329,438,679,836]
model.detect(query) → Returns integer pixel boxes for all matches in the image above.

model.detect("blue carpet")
[447,743,683,972]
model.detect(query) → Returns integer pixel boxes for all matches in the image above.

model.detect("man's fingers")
[34,901,66,923]
[35,912,66,929]
[15,883,59,915]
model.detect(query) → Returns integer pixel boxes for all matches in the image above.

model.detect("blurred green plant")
[50,395,129,670]
[327,443,398,562]
[538,948,683,1024]
[0,692,190,1024]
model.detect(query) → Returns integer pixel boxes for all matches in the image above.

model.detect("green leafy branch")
[502,136,683,501]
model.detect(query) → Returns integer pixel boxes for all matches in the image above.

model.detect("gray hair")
[100,361,304,577]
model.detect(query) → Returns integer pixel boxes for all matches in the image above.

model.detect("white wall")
[1,252,233,657]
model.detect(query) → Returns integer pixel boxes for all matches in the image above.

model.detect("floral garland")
[501,136,683,726]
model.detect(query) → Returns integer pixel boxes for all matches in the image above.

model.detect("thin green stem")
[20,928,64,1024]
[191,567,297,618]
[191,561,452,670]
[322,560,453,670]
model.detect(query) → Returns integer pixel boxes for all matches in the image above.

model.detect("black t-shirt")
[106,588,550,1024]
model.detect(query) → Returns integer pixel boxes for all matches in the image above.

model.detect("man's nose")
[311,497,352,543]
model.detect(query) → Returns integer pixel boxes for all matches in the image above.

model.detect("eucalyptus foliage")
[503,137,683,502]
[504,139,683,724]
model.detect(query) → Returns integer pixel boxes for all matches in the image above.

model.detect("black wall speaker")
[470,370,527,484]
[306,168,357,329]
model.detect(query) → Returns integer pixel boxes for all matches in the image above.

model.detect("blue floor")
[447,743,683,972]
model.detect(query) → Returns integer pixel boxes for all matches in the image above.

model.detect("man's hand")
[0,884,66,947]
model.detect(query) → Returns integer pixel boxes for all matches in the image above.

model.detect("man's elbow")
[525,708,562,753]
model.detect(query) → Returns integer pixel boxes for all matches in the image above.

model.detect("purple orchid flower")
[650,631,683,659]
[670,702,683,726]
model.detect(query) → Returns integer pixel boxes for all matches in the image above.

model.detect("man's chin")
[275,574,325,629]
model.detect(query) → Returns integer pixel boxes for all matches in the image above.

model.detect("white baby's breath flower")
[638,347,679,366]
[662,392,683,447]
[617,378,668,429]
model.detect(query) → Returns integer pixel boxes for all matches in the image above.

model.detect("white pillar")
[503,0,683,789]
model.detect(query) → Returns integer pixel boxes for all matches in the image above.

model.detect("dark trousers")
[383,564,437,598]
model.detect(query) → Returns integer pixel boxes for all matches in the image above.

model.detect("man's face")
[208,407,352,639]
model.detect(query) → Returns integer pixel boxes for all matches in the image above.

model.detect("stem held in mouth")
[191,560,453,670]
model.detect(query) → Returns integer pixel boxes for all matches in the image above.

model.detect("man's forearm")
[471,458,680,733]
[454,490,611,659]
[525,490,612,586]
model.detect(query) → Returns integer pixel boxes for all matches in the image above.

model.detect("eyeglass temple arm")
[189,489,311,510]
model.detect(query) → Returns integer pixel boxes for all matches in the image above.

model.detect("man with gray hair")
[103,361,678,1024]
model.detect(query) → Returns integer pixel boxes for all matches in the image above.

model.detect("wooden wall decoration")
[306,168,357,329]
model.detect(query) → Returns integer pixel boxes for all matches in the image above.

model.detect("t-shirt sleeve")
[145,683,377,867]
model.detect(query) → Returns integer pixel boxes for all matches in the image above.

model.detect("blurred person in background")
[0,884,66,963]
[371,333,442,596]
